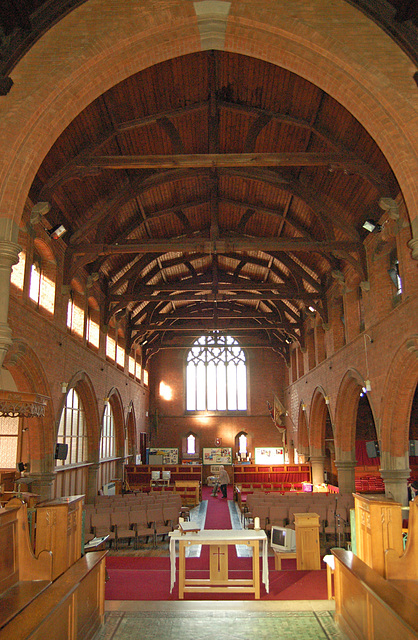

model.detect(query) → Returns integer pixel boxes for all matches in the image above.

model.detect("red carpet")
[105,485,328,601]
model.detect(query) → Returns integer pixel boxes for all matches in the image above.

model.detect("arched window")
[187,433,196,455]
[29,241,56,314]
[238,433,247,456]
[57,388,88,466]
[10,251,26,291]
[186,334,247,412]
[100,401,115,459]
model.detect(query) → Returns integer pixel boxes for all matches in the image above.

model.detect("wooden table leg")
[252,540,260,599]
[327,563,335,600]
[179,541,185,599]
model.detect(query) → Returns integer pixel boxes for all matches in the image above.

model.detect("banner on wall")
[254,447,284,465]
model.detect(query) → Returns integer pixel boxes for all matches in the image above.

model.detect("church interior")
[0,1,417,639]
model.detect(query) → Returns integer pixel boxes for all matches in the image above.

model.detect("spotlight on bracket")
[49,224,67,239]
[363,219,382,233]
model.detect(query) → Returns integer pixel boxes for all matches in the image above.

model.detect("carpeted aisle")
[105,485,328,601]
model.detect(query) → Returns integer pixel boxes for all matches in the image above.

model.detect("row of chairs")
[84,502,182,549]
[247,500,352,545]
[242,491,353,522]
[93,492,182,507]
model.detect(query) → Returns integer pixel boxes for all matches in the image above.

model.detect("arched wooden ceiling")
[1,1,414,362]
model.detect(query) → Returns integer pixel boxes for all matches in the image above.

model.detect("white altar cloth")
[168,528,269,593]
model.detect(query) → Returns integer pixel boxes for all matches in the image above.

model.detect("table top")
[169,528,267,543]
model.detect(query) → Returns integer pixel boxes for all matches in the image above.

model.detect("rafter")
[77,151,373,172]
[69,236,362,257]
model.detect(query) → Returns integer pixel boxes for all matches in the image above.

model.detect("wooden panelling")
[333,549,418,640]
[354,493,403,578]
[35,496,83,581]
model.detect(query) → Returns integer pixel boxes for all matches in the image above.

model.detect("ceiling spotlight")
[363,219,382,233]
[49,224,67,239]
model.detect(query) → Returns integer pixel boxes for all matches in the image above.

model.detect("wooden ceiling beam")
[77,151,368,171]
[132,319,294,333]
[108,290,320,304]
[70,236,362,256]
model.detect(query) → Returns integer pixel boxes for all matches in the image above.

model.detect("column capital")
[408,238,418,260]
[334,459,357,470]
[379,468,410,483]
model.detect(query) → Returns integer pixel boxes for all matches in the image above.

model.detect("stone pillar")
[29,472,56,502]
[380,467,411,506]
[0,219,21,368]
[334,459,357,495]
[310,455,326,485]
[86,463,100,503]
[115,457,125,493]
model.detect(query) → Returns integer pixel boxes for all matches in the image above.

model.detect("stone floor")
[97,601,349,640]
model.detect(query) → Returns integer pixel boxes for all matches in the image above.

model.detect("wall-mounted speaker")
[366,440,380,459]
[409,440,418,456]
[55,443,68,460]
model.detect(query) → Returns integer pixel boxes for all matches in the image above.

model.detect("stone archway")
[309,387,334,485]
[0,1,417,377]
[3,340,54,499]
[379,335,418,505]
[0,0,416,233]
[334,369,371,495]
[297,402,309,461]
[126,402,137,458]
[62,370,101,501]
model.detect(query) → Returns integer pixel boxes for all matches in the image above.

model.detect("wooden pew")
[0,502,53,630]
[0,499,106,639]
[333,495,418,639]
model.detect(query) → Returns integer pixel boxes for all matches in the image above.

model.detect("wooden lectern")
[294,512,321,570]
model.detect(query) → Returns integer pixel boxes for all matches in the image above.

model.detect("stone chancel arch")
[0,0,416,509]
[0,0,416,232]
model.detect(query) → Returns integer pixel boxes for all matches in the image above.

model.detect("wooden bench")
[0,503,53,630]
[0,500,106,640]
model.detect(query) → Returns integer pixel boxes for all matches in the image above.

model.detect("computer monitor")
[270,526,296,552]
[162,470,171,481]
[151,470,161,481]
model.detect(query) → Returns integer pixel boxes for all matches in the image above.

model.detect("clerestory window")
[186,334,247,412]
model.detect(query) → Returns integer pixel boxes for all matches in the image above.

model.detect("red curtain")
[355,440,380,466]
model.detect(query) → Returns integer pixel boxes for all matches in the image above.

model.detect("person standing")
[218,465,230,499]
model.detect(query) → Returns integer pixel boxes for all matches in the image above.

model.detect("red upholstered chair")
[129,508,152,546]
[91,511,116,548]
[147,506,173,547]
[111,510,136,550]
[266,505,289,532]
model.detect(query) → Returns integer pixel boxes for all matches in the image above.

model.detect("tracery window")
[56,388,88,466]
[186,334,247,412]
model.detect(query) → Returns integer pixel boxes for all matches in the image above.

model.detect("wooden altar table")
[169,529,269,599]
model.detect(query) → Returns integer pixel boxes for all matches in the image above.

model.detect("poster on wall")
[203,447,233,465]
[254,447,284,465]
[147,447,179,465]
